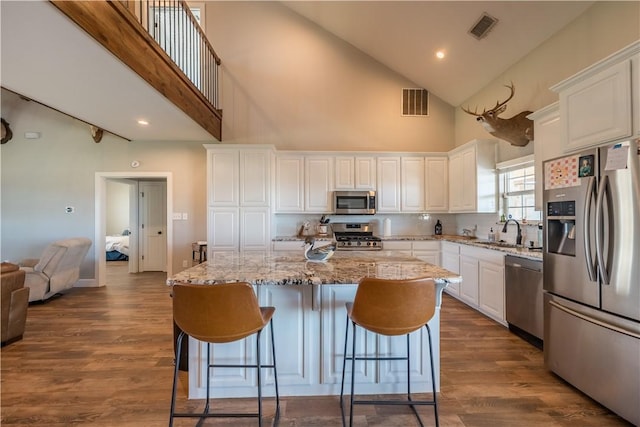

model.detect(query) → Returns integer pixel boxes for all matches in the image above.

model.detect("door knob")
[158,231,162,235]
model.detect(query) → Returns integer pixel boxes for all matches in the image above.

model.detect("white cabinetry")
[335,156,376,190]
[529,103,563,211]
[261,285,316,387]
[457,245,506,324]
[440,242,460,296]
[275,154,333,213]
[321,284,437,388]
[424,156,448,212]
[376,157,401,213]
[206,145,273,253]
[275,155,304,213]
[412,241,440,265]
[401,157,425,212]
[551,41,639,152]
[448,139,497,213]
[321,285,375,385]
[305,156,334,213]
[459,249,479,307]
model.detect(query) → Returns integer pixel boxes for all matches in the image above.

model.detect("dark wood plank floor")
[1,262,631,426]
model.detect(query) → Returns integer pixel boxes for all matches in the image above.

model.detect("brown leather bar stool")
[169,282,280,427]
[340,277,439,427]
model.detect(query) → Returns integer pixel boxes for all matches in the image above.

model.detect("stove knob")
[357,241,362,246]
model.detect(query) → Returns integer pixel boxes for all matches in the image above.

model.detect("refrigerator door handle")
[595,174,610,285]
[548,300,640,339]
[584,176,597,281]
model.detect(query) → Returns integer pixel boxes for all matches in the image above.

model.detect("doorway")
[96,172,173,287]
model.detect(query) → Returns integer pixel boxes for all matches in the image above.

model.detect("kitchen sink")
[473,240,519,248]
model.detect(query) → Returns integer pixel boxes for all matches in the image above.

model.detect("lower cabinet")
[322,285,439,389]
[457,245,506,325]
[188,282,440,398]
[440,242,460,296]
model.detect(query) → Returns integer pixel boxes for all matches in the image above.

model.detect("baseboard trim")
[74,278,99,288]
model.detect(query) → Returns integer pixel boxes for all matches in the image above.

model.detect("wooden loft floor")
[50,0,222,141]
[0,262,629,426]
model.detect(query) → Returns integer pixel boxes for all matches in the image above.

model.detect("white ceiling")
[1,1,593,142]
[283,1,594,107]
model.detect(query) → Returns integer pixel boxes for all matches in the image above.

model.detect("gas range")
[332,222,383,251]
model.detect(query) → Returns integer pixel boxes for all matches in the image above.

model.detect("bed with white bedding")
[106,235,129,261]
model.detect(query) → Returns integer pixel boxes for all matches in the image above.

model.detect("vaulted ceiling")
[1,1,593,141]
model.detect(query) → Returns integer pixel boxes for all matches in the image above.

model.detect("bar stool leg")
[256,330,263,427]
[169,331,185,427]
[426,324,439,427]
[339,313,350,406]
[349,321,357,427]
[269,318,281,424]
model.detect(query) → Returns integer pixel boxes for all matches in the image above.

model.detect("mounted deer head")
[1,118,13,144]
[462,83,533,147]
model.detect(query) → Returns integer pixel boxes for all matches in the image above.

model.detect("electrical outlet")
[182,212,188,220]
[182,260,189,267]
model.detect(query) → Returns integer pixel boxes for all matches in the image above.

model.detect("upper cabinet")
[400,157,425,212]
[274,154,333,213]
[448,139,497,213]
[334,156,376,190]
[529,103,562,211]
[305,156,334,213]
[424,155,448,212]
[551,40,640,152]
[207,145,272,207]
[275,154,305,213]
[376,157,401,213]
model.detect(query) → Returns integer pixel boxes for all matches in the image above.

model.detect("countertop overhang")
[167,250,460,286]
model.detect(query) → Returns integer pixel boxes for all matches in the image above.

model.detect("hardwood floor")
[1,262,631,426]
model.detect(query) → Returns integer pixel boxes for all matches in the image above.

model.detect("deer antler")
[492,83,515,111]
[461,105,482,116]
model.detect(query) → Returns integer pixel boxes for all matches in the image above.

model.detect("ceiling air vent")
[402,88,429,117]
[469,12,498,40]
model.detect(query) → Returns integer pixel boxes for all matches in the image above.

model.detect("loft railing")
[120,0,220,110]
[51,0,222,139]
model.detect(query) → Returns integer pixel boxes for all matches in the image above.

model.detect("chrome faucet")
[502,219,523,246]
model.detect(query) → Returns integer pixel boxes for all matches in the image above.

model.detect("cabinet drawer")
[412,241,439,251]
[383,241,412,251]
[441,241,460,254]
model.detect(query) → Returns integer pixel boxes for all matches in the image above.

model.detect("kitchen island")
[168,250,460,399]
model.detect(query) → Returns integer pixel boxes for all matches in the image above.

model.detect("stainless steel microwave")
[334,191,376,215]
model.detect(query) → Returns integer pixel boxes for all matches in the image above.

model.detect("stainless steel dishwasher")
[505,255,543,348]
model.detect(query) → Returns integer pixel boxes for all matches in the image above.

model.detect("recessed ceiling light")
[137,119,149,126]
[435,50,446,60]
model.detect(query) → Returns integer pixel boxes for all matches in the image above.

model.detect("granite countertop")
[167,250,461,286]
[273,234,542,260]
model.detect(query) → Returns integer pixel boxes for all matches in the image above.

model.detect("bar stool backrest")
[350,277,436,336]
[172,283,267,343]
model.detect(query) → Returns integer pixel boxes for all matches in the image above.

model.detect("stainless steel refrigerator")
[543,139,639,425]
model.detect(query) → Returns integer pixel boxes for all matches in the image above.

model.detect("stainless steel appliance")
[334,191,376,215]
[332,222,382,251]
[543,140,640,425]
[505,255,543,348]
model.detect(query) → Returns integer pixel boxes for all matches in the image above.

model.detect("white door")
[139,181,167,271]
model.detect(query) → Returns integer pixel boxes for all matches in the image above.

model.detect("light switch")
[172,212,182,220]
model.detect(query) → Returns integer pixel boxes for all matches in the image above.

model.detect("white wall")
[106,180,130,236]
[0,91,208,278]
[454,1,640,162]
[204,1,455,153]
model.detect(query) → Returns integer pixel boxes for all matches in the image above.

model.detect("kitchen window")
[497,155,541,222]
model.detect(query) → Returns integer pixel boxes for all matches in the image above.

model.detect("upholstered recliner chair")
[19,237,92,302]
[1,262,30,346]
